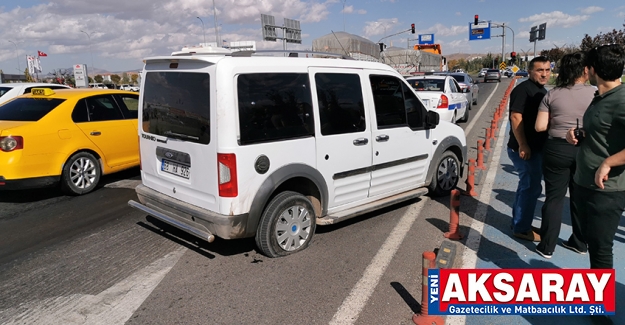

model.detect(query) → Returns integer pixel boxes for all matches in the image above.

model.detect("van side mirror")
[425,111,440,129]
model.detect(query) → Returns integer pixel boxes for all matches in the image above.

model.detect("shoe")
[514,230,541,242]
[535,246,552,259]
[562,241,587,255]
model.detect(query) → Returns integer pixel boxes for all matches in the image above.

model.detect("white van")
[129,50,467,257]
[89,83,107,89]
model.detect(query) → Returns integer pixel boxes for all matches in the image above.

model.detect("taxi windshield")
[0,97,66,121]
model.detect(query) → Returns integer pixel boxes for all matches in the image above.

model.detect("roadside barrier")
[485,128,492,151]
[462,159,478,197]
[444,189,463,240]
[476,140,486,170]
[412,251,444,325]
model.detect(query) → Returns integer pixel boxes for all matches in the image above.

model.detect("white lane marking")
[104,179,141,189]
[1,247,186,325]
[446,103,510,325]
[464,82,500,136]
[329,198,428,325]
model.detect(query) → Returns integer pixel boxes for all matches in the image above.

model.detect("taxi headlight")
[0,136,23,152]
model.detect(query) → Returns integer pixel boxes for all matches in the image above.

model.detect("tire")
[459,107,469,123]
[61,152,101,195]
[498,78,501,82]
[428,151,461,197]
[256,191,317,258]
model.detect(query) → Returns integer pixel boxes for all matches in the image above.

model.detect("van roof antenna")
[331,30,351,58]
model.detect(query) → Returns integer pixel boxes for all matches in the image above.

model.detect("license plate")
[161,159,190,179]
[422,99,429,106]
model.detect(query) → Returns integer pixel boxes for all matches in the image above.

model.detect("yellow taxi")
[0,88,140,195]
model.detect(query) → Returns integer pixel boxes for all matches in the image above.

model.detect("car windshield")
[487,69,499,73]
[407,79,445,91]
[0,87,14,99]
[0,97,66,121]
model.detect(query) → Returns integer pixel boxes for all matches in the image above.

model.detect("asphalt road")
[0,77,510,325]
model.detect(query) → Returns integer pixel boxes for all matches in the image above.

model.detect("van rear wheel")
[256,191,316,258]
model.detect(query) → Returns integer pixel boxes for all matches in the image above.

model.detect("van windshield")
[141,72,210,144]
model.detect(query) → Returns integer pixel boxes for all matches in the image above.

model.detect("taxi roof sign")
[31,88,56,96]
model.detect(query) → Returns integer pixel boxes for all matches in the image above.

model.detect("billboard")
[469,22,491,40]
[418,34,435,45]
[73,64,88,88]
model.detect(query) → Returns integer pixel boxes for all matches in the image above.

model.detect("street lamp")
[196,17,206,45]
[7,40,20,73]
[212,0,219,44]
[80,30,95,74]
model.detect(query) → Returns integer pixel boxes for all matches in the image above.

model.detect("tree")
[94,74,103,83]
[110,74,121,85]
[130,74,138,85]
[121,72,130,84]
[24,68,34,82]
[88,76,94,83]
[580,20,625,51]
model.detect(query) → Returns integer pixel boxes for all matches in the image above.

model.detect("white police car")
[406,75,469,123]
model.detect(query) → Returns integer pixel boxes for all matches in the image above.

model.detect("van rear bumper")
[129,184,252,240]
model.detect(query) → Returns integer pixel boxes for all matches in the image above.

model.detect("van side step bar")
[316,187,429,225]
[128,200,215,243]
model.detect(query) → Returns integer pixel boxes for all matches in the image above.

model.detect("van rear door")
[139,69,218,212]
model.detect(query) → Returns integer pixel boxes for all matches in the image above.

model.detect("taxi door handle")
[90,131,101,136]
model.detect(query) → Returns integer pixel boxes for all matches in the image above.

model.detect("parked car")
[88,83,107,89]
[448,73,479,107]
[0,83,71,105]
[484,69,501,82]
[478,68,488,77]
[128,49,467,258]
[0,88,140,194]
[406,75,469,123]
[503,69,514,78]
[515,70,529,78]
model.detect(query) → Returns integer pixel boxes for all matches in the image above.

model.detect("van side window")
[370,75,407,128]
[237,73,314,145]
[403,83,426,129]
[315,73,365,135]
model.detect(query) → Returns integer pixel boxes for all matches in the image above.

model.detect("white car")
[128,49,467,258]
[478,68,488,77]
[0,83,71,105]
[406,75,469,123]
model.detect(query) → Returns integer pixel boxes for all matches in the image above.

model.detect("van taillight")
[218,153,238,197]
[437,95,449,109]
[0,136,24,152]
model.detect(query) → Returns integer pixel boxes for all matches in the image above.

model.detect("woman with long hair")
[534,52,596,258]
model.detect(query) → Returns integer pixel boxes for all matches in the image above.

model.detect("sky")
[1,0,624,75]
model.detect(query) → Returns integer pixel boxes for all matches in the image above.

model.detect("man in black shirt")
[507,56,551,241]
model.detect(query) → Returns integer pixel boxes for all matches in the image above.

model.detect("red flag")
[38,51,48,57]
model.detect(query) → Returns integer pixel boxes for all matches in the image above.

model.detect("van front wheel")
[428,151,460,197]
[256,191,316,258]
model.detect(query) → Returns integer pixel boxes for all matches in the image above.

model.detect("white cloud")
[516,31,530,39]
[579,6,604,14]
[342,5,354,14]
[518,11,589,28]
[357,9,367,14]
[363,18,399,38]
[618,12,625,18]
[423,23,468,37]
[455,12,461,16]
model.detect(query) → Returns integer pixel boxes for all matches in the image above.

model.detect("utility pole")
[197,17,206,45]
[80,30,95,74]
[212,0,219,44]
[8,40,20,73]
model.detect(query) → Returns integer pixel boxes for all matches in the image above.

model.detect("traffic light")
[378,42,385,52]
[511,51,516,63]
[411,23,415,34]
[474,15,479,25]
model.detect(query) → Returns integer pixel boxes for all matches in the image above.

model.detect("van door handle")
[353,138,369,146]
[376,134,389,142]
[90,131,101,136]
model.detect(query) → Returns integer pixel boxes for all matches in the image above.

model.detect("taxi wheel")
[61,152,101,195]
[256,191,316,258]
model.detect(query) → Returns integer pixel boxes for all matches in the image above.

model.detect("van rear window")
[141,72,210,144]
[0,98,66,121]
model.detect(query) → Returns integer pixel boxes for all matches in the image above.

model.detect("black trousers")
[537,138,584,253]
[572,182,625,268]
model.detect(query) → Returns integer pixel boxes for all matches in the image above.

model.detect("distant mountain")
[446,53,489,61]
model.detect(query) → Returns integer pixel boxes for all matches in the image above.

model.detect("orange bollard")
[477,140,486,170]
[412,252,445,325]
[462,159,478,196]
[485,129,492,151]
[491,119,498,135]
[444,189,463,240]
